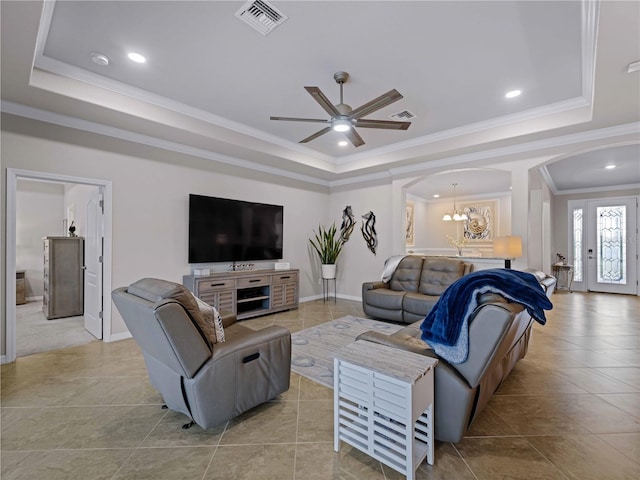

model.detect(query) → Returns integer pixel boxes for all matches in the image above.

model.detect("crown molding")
[554,183,640,196]
[1,101,330,187]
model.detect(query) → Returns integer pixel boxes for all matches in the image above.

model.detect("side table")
[334,341,438,479]
[552,264,574,292]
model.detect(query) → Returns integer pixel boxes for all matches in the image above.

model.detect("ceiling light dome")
[332,118,352,132]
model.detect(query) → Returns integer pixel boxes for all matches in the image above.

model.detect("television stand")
[183,268,299,320]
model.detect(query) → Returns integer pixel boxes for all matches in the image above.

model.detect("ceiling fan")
[270,71,411,147]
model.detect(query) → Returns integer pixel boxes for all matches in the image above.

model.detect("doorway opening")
[4,168,113,364]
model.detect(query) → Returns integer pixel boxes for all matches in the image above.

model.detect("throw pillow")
[194,296,226,345]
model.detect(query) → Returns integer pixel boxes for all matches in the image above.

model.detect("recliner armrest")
[211,325,291,362]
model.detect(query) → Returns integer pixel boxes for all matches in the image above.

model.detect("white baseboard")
[25,295,43,302]
[0,355,7,365]
[104,331,132,342]
[299,294,362,303]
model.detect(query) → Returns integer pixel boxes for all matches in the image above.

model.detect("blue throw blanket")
[420,269,553,364]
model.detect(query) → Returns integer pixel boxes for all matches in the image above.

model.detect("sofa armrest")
[363,281,388,291]
[356,330,436,357]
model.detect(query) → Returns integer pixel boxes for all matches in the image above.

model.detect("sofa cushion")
[364,288,406,310]
[389,256,424,292]
[418,258,465,295]
[403,292,440,317]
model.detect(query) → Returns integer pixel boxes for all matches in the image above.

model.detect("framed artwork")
[461,200,497,242]
[405,201,415,246]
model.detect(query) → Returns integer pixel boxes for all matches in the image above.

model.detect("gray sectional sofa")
[359,260,557,443]
[362,255,474,323]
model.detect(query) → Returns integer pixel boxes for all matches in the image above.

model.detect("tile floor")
[1,292,639,479]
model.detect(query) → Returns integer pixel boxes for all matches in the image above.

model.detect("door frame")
[4,168,113,364]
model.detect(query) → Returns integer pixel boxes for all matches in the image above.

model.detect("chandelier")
[442,183,468,222]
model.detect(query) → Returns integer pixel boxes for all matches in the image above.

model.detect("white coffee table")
[334,340,438,480]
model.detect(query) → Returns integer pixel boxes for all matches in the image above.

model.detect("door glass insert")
[572,207,583,282]
[596,205,626,284]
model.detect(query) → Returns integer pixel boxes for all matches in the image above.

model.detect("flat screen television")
[188,194,283,264]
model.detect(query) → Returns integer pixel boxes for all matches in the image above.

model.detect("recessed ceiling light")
[90,52,110,66]
[433,194,440,198]
[605,164,616,169]
[127,52,146,64]
[627,61,640,73]
[338,141,348,147]
[505,89,522,99]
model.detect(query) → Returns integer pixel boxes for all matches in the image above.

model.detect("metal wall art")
[340,205,356,242]
[361,211,377,255]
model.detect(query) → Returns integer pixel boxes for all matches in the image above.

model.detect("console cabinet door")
[272,272,299,309]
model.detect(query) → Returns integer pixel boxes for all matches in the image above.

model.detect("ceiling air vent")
[389,110,416,121]
[235,0,288,36]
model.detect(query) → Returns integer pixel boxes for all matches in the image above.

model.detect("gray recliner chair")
[112,278,291,430]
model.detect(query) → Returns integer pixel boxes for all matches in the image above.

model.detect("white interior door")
[84,188,103,339]
[586,197,638,294]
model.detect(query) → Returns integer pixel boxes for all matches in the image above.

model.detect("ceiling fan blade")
[347,89,403,120]
[270,116,329,123]
[355,119,411,130]
[304,86,341,117]
[300,126,332,143]
[344,128,365,148]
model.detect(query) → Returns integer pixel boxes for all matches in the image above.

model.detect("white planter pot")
[321,264,336,279]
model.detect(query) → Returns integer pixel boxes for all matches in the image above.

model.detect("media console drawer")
[198,279,235,293]
[236,275,270,288]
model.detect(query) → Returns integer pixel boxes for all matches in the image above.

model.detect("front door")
[586,197,638,294]
[84,188,103,339]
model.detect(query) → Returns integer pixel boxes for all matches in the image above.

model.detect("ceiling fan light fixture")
[332,118,351,132]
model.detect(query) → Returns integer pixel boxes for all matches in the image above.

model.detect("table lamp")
[493,236,522,269]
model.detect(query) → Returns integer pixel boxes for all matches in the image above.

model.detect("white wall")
[16,180,65,297]
[2,125,329,343]
[328,183,395,299]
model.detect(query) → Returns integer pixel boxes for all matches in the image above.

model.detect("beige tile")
[2,449,132,480]
[455,437,566,479]
[381,442,476,480]
[488,395,590,435]
[595,367,640,389]
[295,442,385,480]
[596,392,640,418]
[299,374,333,400]
[204,444,296,479]
[598,432,640,463]
[527,434,640,480]
[113,447,215,480]
[296,400,334,442]
[141,410,225,447]
[564,394,640,434]
[220,401,298,445]
[465,405,519,437]
[555,368,639,393]
[495,370,588,396]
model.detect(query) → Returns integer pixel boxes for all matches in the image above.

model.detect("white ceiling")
[1,0,639,194]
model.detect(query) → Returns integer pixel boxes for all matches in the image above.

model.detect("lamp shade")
[493,236,523,258]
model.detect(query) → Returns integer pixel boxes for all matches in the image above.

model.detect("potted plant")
[309,223,345,279]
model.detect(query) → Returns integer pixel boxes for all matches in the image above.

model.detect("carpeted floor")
[16,300,97,357]
[290,315,403,388]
